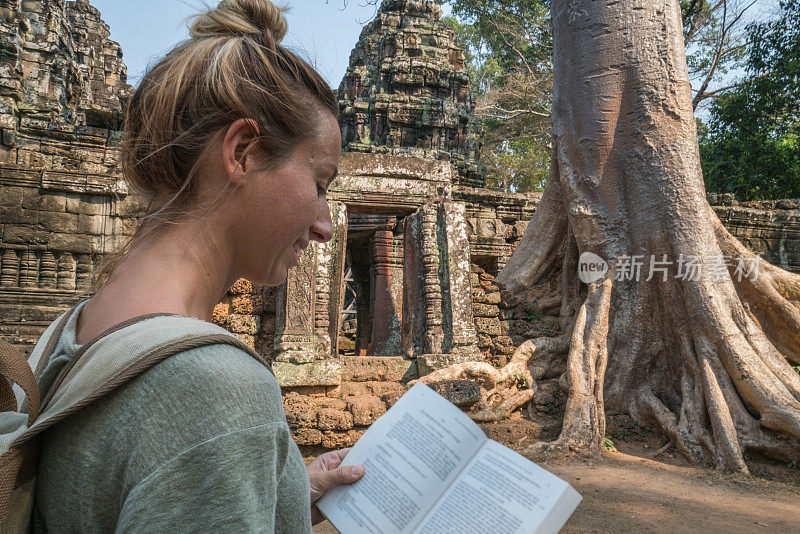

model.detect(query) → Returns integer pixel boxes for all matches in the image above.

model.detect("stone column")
[403,203,444,356]
[441,202,480,357]
[275,246,317,364]
[403,202,480,366]
[313,201,348,359]
[275,202,347,363]
[368,229,404,355]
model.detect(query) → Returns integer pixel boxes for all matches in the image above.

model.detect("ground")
[312,416,800,533]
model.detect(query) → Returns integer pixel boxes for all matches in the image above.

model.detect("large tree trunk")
[417,0,800,472]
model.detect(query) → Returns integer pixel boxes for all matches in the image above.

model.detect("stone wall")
[282,357,415,453]
[212,279,278,357]
[710,194,800,273]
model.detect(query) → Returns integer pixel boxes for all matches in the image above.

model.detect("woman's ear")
[222,118,260,186]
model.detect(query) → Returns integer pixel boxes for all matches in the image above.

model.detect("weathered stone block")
[48,232,90,252]
[492,335,515,355]
[428,380,481,407]
[227,314,260,334]
[212,302,230,324]
[472,303,499,317]
[230,278,253,294]
[292,428,322,446]
[40,211,77,233]
[474,316,502,336]
[318,397,347,410]
[347,395,387,426]
[283,392,318,427]
[317,408,353,431]
[0,186,24,207]
[477,333,492,349]
[340,356,417,382]
[76,213,105,235]
[22,192,65,212]
[273,360,341,387]
[321,429,365,449]
[484,292,501,305]
[333,382,368,398]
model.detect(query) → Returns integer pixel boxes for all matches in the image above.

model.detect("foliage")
[611,422,653,442]
[513,372,529,389]
[442,0,756,192]
[444,0,552,193]
[523,299,542,323]
[700,0,800,200]
[681,0,755,109]
[603,438,617,452]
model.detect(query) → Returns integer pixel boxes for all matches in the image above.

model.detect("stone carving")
[0,0,137,345]
[338,0,483,187]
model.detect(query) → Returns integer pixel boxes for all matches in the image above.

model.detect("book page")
[317,383,487,534]
[414,440,582,534]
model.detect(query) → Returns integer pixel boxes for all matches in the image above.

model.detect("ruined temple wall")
[710,195,800,273]
[0,0,135,347]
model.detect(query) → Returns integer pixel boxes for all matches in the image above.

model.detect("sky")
[92,0,781,110]
[92,0,390,89]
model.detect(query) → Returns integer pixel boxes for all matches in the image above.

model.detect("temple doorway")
[338,214,405,357]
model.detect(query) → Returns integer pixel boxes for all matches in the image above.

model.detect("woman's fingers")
[308,464,365,503]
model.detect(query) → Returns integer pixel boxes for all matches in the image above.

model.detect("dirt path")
[313,451,800,533]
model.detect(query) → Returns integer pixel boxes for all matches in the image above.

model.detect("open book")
[317,383,582,534]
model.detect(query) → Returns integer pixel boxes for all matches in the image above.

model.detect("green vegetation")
[523,299,542,323]
[604,438,617,452]
[699,0,800,200]
[444,0,552,193]
[441,0,769,194]
[611,422,653,442]
[513,372,529,389]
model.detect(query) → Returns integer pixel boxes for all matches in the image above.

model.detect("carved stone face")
[235,111,341,286]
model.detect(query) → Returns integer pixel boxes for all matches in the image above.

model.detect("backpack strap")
[11,315,271,449]
[0,341,39,424]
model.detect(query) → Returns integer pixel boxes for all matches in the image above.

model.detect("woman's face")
[234,112,341,286]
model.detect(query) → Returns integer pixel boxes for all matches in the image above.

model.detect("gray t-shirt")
[31,307,312,533]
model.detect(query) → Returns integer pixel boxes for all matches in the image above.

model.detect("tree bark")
[419,0,800,472]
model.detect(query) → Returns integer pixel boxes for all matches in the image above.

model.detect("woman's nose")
[310,200,333,243]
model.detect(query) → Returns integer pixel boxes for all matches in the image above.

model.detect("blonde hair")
[94,0,337,290]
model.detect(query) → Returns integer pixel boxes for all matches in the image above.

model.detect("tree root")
[712,213,800,365]
[411,335,570,422]
[521,276,613,458]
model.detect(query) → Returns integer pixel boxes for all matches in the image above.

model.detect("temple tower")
[338,0,483,187]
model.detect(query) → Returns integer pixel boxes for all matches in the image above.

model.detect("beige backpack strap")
[0,342,39,424]
[12,326,271,449]
[38,312,180,412]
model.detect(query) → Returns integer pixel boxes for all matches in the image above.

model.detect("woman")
[32,0,362,531]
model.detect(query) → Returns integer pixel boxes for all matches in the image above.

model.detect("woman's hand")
[307,447,365,524]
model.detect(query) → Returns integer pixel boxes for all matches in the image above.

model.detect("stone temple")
[1,0,798,450]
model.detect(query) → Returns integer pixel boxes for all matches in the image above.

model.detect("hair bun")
[189,0,288,42]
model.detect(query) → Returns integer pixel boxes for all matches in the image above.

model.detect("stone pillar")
[275,246,317,364]
[19,250,38,288]
[368,229,404,355]
[403,202,480,363]
[403,203,444,356]
[441,202,480,357]
[1,249,19,287]
[314,201,348,359]
[276,202,347,363]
